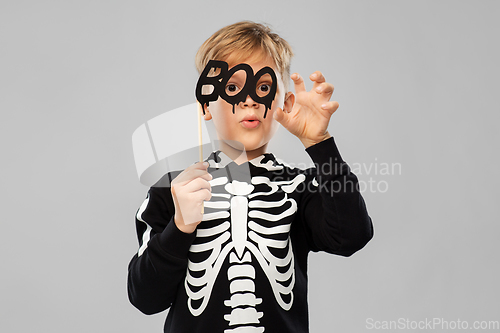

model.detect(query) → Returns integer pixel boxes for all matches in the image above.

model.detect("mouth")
[240,114,261,129]
[241,119,261,129]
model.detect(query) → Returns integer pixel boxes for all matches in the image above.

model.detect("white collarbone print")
[185,152,306,332]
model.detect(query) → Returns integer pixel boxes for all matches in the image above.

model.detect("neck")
[218,141,268,165]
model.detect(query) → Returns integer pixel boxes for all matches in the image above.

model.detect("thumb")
[273,107,289,126]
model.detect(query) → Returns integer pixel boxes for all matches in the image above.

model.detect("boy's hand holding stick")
[171,160,212,234]
[170,103,210,234]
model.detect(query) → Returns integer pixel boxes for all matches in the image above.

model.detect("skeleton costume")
[128,137,373,333]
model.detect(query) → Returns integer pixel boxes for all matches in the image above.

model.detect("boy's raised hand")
[274,71,339,148]
[171,162,212,234]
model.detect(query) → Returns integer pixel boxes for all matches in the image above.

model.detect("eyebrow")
[227,71,274,83]
[256,74,273,82]
[226,70,248,81]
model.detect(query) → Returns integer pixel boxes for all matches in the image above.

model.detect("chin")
[244,142,268,153]
[220,137,270,155]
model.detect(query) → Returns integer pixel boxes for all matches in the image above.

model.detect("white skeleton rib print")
[185,155,306,332]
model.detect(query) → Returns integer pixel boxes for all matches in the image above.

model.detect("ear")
[283,92,295,113]
[203,105,212,121]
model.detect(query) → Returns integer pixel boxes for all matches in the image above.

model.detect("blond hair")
[195,21,294,90]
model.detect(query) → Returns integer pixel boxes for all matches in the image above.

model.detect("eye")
[225,84,239,95]
[257,83,271,97]
[260,84,270,92]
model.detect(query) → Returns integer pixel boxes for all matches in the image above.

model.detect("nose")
[241,95,259,108]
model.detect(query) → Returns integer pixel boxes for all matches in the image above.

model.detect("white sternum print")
[185,171,306,332]
[224,180,263,332]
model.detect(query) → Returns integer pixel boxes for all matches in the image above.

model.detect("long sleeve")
[299,136,374,256]
[127,185,197,315]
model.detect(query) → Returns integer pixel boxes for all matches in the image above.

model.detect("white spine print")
[223,180,264,332]
[184,169,306,331]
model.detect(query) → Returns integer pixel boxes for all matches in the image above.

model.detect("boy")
[128,21,373,332]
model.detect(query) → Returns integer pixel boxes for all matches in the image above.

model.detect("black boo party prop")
[196,60,278,118]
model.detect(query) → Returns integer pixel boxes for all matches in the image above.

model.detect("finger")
[194,171,213,182]
[181,161,210,175]
[173,171,210,188]
[291,73,306,94]
[182,168,212,182]
[273,107,290,127]
[191,161,210,170]
[321,101,340,114]
[175,161,209,179]
[315,82,334,97]
[183,188,212,204]
[310,71,325,90]
[184,177,212,193]
[195,188,212,202]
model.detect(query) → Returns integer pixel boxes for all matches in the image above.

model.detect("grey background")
[1,1,499,332]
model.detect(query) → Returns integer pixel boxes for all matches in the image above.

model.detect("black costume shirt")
[128,137,373,332]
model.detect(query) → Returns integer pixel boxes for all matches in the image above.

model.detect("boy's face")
[203,57,291,158]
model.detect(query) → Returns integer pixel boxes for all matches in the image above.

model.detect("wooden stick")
[197,103,204,214]
[198,103,203,162]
